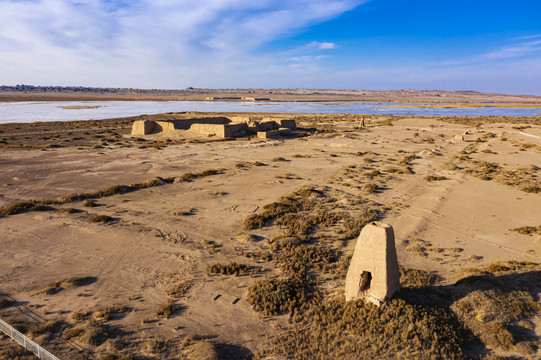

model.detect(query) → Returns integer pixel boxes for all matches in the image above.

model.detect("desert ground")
[0,112,540,359]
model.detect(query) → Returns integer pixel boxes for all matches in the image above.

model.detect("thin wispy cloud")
[483,39,541,60]
[288,55,330,62]
[306,41,337,50]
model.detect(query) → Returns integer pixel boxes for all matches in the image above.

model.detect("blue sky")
[1,0,540,94]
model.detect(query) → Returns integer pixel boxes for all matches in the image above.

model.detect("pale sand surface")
[0,114,539,358]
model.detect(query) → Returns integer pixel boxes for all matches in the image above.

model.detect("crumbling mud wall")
[345,222,400,306]
[131,116,297,139]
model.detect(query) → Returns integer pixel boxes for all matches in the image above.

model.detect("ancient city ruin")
[345,222,401,306]
[131,116,297,139]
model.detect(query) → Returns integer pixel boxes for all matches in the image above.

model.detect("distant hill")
[1,85,540,103]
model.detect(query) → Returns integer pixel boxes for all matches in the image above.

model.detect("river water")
[1,100,540,124]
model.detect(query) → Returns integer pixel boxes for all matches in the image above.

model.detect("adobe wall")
[131,120,155,135]
[345,222,400,306]
[189,124,227,137]
[224,123,249,137]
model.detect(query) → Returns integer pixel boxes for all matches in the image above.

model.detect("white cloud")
[483,39,541,60]
[288,55,330,62]
[0,0,365,87]
[306,41,336,50]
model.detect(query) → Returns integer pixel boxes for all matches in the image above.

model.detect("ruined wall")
[279,119,297,129]
[131,117,295,138]
[224,123,249,137]
[189,124,227,137]
[345,222,400,306]
[131,120,155,135]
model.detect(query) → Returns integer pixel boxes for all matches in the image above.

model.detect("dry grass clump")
[208,262,250,276]
[253,161,265,166]
[186,341,220,360]
[256,259,540,359]
[384,166,414,174]
[512,225,541,236]
[175,169,223,182]
[32,276,95,296]
[424,175,449,182]
[363,183,378,193]
[90,214,114,223]
[247,276,315,316]
[170,209,195,216]
[399,267,437,288]
[341,209,380,239]
[259,297,465,360]
[167,280,192,298]
[83,199,96,207]
[155,301,177,318]
[0,338,36,359]
[521,185,541,193]
[271,157,287,162]
[0,200,37,217]
[64,322,118,346]
[399,154,418,165]
[275,210,343,242]
[450,261,541,354]
[243,188,317,230]
[55,207,80,214]
[459,160,540,192]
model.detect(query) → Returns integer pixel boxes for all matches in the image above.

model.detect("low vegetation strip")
[0,318,60,360]
[0,168,224,218]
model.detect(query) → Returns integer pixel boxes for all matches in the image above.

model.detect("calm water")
[1,101,540,124]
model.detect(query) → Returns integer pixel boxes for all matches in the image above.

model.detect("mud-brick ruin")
[131,116,297,139]
[345,222,401,306]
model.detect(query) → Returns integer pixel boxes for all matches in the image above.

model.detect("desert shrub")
[83,199,96,207]
[167,280,192,298]
[399,267,437,288]
[521,185,540,193]
[450,261,541,353]
[512,225,541,236]
[363,170,381,177]
[424,175,449,182]
[32,276,95,296]
[55,207,79,214]
[90,214,113,223]
[271,157,287,162]
[243,195,309,230]
[28,204,53,212]
[384,166,414,174]
[363,183,378,193]
[64,323,117,346]
[253,161,265,166]
[259,297,465,360]
[0,200,36,217]
[26,320,66,338]
[275,243,335,275]
[399,154,417,165]
[155,302,174,318]
[208,262,250,276]
[341,210,379,239]
[176,169,223,181]
[170,209,194,216]
[247,276,315,316]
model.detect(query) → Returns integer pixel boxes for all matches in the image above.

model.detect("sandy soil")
[0,113,539,359]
